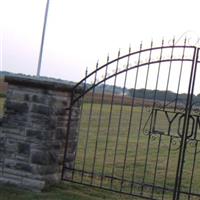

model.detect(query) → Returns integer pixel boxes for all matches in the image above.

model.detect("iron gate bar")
[100,50,121,188]
[65,167,200,198]
[141,40,164,197]
[120,46,138,192]
[71,58,195,105]
[71,45,195,105]
[95,55,109,187]
[173,47,199,200]
[61,88,74,179]
[163,39,175,109]
[62,69,88,181]
[188,140,198,200]
[66,179,158,200]
[80,61,101,184]
[62,41,200,200]
[73,45,195,89]
[183,48,200,199]
[109,46,130,191]
[132,41,153,195]
[90,61,105,185]
[127,44,141,193]
[71,69,88,181]
[129,42,144,193]
[174,40,187,112]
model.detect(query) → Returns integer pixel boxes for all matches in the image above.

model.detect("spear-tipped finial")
[150,40,153,48]
[172,37,175,46]
[107,54,110,62]
[96,60,99,69]
[85,67,88,76]
[161,38,164,46]
[184,37,187,45]
[118,49,121,57]
[140,41,143,50]
[129,44,131,53]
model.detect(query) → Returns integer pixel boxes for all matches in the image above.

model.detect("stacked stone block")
[0,75,81,191]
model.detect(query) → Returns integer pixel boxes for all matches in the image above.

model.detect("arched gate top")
[71,40,197,105]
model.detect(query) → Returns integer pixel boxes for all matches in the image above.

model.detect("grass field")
[0,182,142,200]
[0,97,141,200]
[1,96,200,199]
[68,102,200,199]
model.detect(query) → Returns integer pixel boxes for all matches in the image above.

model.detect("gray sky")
[1,0,200,82]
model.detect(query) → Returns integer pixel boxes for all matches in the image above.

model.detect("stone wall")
[0,74,81,191]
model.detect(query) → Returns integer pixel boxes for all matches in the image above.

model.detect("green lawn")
[67,102,200,199]
[1,98,200,199]
[0,182,140,200]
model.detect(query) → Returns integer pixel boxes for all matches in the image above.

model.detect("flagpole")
[37,0,50,77]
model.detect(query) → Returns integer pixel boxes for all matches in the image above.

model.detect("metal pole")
[37,0,50,77]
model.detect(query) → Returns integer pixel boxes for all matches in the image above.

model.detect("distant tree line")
[128,88,200,103]
[89,84,200,103]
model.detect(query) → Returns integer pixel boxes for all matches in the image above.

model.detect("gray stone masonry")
[0,74,81,191]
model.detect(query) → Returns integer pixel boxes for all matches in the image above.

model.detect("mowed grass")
[1,97,200,199]
[70,102,200,199]
[0,182,141,200]
[0,97,136,200]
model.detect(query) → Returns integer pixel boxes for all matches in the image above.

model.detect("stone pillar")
[0,74,81,191]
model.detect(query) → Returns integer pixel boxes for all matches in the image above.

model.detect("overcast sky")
[1,0,200,82]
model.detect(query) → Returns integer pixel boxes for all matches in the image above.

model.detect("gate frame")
[62,40,200,200]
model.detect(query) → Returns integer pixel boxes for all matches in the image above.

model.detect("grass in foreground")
[0,182,140,200]
[69,103,200,199]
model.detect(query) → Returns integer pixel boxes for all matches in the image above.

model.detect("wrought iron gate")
[62,39,200,200]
